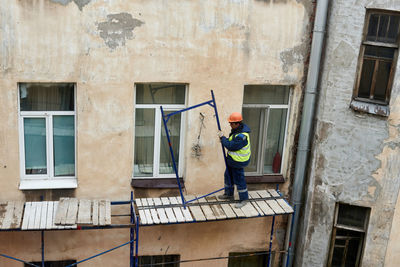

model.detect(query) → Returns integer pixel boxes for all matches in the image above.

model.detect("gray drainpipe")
[284,0,329,266]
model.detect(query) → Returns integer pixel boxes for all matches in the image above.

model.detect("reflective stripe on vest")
[227,132,251,162]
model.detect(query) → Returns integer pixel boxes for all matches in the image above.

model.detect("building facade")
[296,1,400,266]
[0,0,313,266]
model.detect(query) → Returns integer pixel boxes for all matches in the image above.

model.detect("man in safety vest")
[217,112,251,208]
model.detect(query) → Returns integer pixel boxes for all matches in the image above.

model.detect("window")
[228,252,267,267]
[328,203,370,267]
[134,83,186,178]
[138,254,180,267]
[18,83,76,189]
[25,260,76,267]
[242,85,290,176]
[352,10,400,115]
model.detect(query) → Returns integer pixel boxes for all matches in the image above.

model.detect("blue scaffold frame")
[160,90,229,209]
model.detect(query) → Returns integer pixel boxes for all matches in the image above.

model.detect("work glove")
[217,131,224,138]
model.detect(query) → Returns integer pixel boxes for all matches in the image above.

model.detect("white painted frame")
[133,85,187,179]
[242,92,291,176]
[18,84,77,190]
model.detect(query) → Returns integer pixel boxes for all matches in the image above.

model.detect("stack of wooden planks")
[135,189,293,226]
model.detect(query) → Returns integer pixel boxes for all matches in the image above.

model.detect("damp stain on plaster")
[97,13,144,50]
[50,0,91,11]
[280,44,306,73]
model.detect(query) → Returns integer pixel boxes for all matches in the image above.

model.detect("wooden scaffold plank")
[200,205,216,221]
[150,209,160,224]
[21,202,32,230]
[99,200,107,226]
[39,202,48,230]
[172,207,185,223]
[46,202,54,230]
[105,200,111,225]
[10,201,24,229]
[54,198,69,225]
[256,190,271,199]
[188,205,206,222]
[65,198,78,225]
[77,199,92,225]
[1,202,15,229]
[92,200,99,226]
[180,207,193,222]
[276,199,294,213]
[229,204,246,218]
[268,189,280,198]
[220,204,237,219]
[138,209,147,225]
[240,202,260,218]
[164,208,177,223]
[254,200,275,216]
[266,200,285,215]
[156,208,169,224]
[33,202,42,230]
[210,205,227,220]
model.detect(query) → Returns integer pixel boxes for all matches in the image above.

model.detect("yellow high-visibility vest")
[227,132,251,162]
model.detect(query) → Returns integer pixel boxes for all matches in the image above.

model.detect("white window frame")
[242,100,291,176]
[133,85,186,179]
[18,85,77,190]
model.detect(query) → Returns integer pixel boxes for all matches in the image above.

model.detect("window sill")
[131,178,184,189]
[245,175,285,184]
[350,99,389,117]
[19,178,78,190]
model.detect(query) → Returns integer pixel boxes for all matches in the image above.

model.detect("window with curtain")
[242,85,290,175]
[19,83,76,188]
[134,83,186,178]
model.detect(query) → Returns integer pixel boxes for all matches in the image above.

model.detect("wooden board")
[196,195,207,204]
[164,208,177,223]
[21,202,32,230]
[53,202,64,229]
[268,189,280,198]
[205,196,218,202]
[153,198,162,206]
[138,209,147,225]
[33,202,42,229]
[240,202,259,217]
[173,207,185,223]
[39,202,48,230]
[46,202,54,230]
[248,191,261,199]
[200,205,216,220]
[10,201,24,229]
[105,200,111,225]
[150,209,160,224]
[188,206,206,222]
[220,204,237,219]
[229,204,246,218]
[156,208,169,224]
[144,209,153,225]
[146,198,154,206]
[276,199,294,213]
[92,200,99,226]
[99,200,106,226]
[161,197,170,205]
[77,199,92,224]
[169,197,178,205]
[266,200,285,214]
[180,207,193,222]
[210,205,227,220]
[135,198,143,207]
[65,199,78,225]
[254,200,275,216]
[256,190,271,199]
[54,198,69,225]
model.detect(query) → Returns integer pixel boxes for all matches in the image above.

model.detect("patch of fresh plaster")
[280,44,306,73]
[331,41,355,68]
[50,0,91,11]
[97,13,144,50]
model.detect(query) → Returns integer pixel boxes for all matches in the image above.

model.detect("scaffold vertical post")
[160,106,186,207]
[135,216,139,267]
[130,191,134,267]
[267,215,276,267]
[41,230,44,267]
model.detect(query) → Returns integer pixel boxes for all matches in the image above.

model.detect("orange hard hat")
[228,112,243,123]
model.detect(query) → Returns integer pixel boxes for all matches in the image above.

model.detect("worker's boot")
[235,200,248,208]
[217,194,233,201]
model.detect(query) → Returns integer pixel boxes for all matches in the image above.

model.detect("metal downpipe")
[284,0,329,266]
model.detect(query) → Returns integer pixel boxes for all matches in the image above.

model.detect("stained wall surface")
[0,0,312,265]
[296,1,400,266]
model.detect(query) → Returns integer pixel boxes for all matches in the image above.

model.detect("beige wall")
[0,0,311,265]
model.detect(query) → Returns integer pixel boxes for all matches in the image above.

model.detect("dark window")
[25,260,76,267]
[328,204,370,267]
[354,11,400,105]
[228,252,268,267]
[138,254,180,267]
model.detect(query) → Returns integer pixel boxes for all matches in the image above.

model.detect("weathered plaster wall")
[0,0,312,265]
[296,1,400,266]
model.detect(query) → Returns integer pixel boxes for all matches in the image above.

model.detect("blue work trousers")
[224,166,248,201]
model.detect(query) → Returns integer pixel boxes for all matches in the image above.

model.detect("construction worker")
[217,112,251,208]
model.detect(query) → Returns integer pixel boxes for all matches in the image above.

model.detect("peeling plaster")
[50,0,91,11]
[97,13,144,50]
[280,44,306,73]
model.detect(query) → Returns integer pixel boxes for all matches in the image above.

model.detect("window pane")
[136,83,185,104]
[388,15,400,42]
[377,14,390,42]
[134,109,155,177]
[139,255,180,267]
[337,204,369,229]
[358,59,375,98]
[24,118,47,174]
[264,109,287,174]
[20,83,74,111]
[228,252,267,267]
[53,116,75,176]
[374,60,392,101]
[243,108,262,173]
[366,14,379,41]
[243,85,289,105]
[160,112,181,174]
[364,46,394,59]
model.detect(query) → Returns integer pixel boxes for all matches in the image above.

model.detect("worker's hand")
[217,131,224,138]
